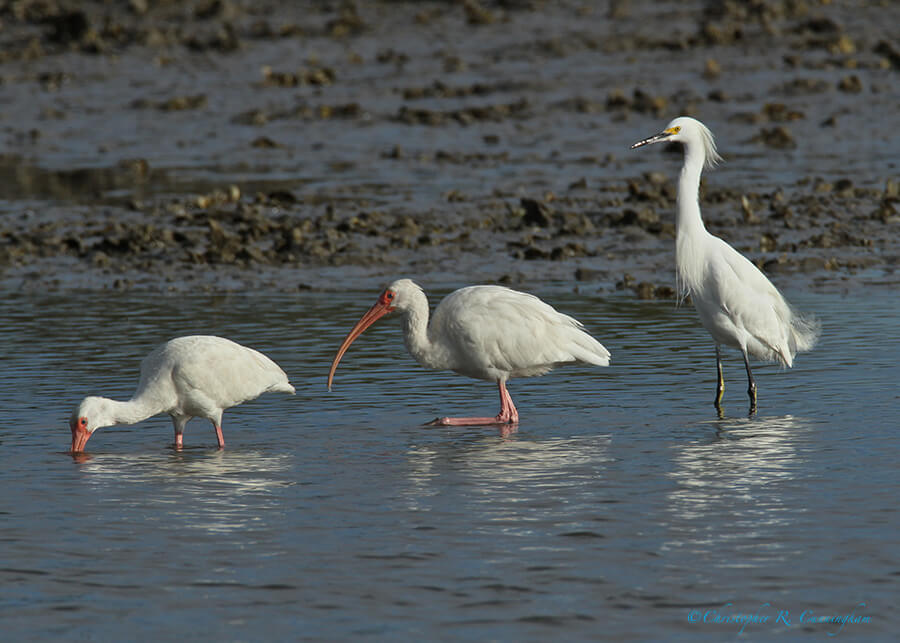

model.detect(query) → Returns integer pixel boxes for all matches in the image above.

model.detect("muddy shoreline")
[1,1,897,295]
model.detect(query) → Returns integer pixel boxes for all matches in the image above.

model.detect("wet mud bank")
[0,1,897,295]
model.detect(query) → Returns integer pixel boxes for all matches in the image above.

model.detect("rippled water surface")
[1,289,897,640]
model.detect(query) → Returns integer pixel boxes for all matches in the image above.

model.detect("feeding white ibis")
[327,279,610,425]
[70,335,295,452]
[631,116,820,412]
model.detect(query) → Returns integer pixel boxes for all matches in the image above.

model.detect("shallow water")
[1,288,897,640]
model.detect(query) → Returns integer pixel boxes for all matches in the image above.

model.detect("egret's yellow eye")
[665,126,681,135]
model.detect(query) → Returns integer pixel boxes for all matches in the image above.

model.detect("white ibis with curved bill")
[327,279,610,425]
[70,335,295,452]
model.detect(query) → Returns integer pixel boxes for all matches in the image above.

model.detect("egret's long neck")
[674,142,712,298]
[675,143,708,238]
[400,293,440,369]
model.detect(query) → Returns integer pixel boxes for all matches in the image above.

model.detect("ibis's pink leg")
[428,380,520,426]
[214,424,225,449]
[499,381,519,423]
[172,416,187,450]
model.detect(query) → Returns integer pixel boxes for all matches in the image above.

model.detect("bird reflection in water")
[401,433,614,520]
[663,414,814,557]
[70,449,292,535]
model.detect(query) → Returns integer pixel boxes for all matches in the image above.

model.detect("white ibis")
[631,116,820,412]
[327,279,610,425]
[70,335,295,452]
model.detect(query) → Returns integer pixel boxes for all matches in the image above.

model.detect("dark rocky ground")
[0,0,897,296]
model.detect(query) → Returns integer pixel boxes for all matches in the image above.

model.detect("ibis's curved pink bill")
[327,290,395,391]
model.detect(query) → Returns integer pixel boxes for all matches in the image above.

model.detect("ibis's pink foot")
[174,433,184,450]
[425,380,520,427]
[214,425,225,449]
[427,415,515,427]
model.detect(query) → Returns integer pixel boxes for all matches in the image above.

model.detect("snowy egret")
[327,279,610,425]
[631,116,819,412]
[70,335,295,452]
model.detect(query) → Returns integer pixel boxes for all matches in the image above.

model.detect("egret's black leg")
[743,350,757,414]
[714,345,725,411]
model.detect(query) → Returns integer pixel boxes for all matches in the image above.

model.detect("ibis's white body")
[71,335,294,450]
[402,283,611,379]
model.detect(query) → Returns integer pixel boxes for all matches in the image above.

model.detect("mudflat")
[1,0,897,294]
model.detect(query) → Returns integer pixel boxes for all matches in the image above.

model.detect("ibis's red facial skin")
[71,417,92,453]
[327,289,397,390]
